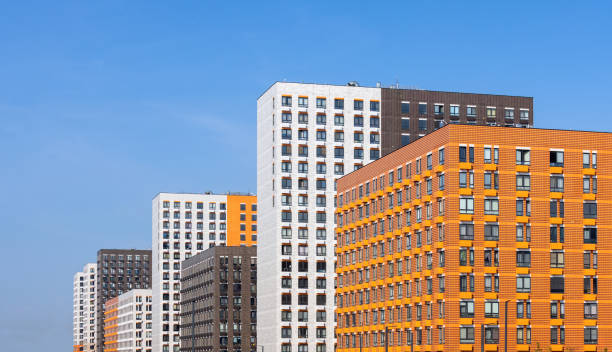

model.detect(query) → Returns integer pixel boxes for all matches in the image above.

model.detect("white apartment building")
[257,82,382,352]
[152,192,257,352]
[115,289,153,352]
[73,263,97,352]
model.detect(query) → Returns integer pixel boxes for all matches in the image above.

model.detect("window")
[281,129,292,140]
[516,250,531,267]
[584,176,597,194]
[484,171,498,189]
[418,119,427,131]
[584,302,598,319]
[584,276,598,294]
[459,300,474,318]
[459,170,474,188]
[550,225,564,243]
[550,199,564,218]
[316,97,326,108]
[401,134,410,146]
[516,224,531,242]
[460,327,474,344]
[282,96,292,107]
[516,198,531,217]
[370,133,380,144]
[516,149,530,165]
[485,301,499,318]
[550,175,564,192]
[486,107,496,119]
[583,202,597,219]
[370,149,380,160]
[484,224,499,241]
[334,131,344,142]
[334,148,344,159]
[334,115,344,126]
[401,118,410,130]
[550,150,564,167]
[517,301,531,319]
[467,106,476,117]
[584,227,597,244]
[459,223,474,240]
[334,98,344,110]
[585,327,598,344]
[354,115,364,127]
[516,174,530,191]
[298,113,308,124]
[484,248,499,269]
[550,251,564,268]
[459,146,467,162]
[450,105,459,116]
[370,117,380,128]
[370,100,380,111]
[354,100,363,111]
[298,96,308,108]
[505,108,514,119]
[459,198,474,214]
[517,326,531,345]
[315,130,326,141]
[516,276,531,293]
[418,103,427,115]
[484,199,499,215]
[434,104,444,115]
[282,112,292,123]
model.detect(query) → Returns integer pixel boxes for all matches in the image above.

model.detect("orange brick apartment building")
[335,124,611,351]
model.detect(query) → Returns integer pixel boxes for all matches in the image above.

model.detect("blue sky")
[0,1,611,351]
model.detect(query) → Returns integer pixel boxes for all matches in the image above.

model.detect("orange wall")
[336,125,612,351]
[226,195,258,246]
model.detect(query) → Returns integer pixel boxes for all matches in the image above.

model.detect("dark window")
[550,151,564,167]
[583,202,597,219]
[459,146,467,162]
[401,102,410,114]
[550,277,564,293]
[401,135,410,146]
[418,119,427,131]
[584,228,597,244]
[401,118,410,130]
[418,103,427,115]
[334,99,344,110]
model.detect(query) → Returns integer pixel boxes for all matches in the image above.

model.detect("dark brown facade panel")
[180,246,257,352]
[95,249,152,352]
[380,88,534,156]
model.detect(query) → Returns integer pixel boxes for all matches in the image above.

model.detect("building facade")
[103,289,153,352]
[97,249,152,352]
[179,246,257,352]
[74,263,98,352]
[335,124,610,351]
[256,82,533,352]
[104,297,119,352]
[152,193,257,352]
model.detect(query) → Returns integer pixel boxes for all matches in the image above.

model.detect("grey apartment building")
[180,246,257,352]
[96,249,152,352]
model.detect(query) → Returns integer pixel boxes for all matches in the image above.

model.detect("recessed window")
[401,102,410,114]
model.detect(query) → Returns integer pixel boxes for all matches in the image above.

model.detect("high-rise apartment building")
[74,263,97,352]
[96,249,152,352]
[152,193,257,352]
[256,82,533,352]
[335,124,610,350]
[103,289,153,352]
[180,245,257,352]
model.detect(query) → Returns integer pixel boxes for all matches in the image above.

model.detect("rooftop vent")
[347,81,359,87]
